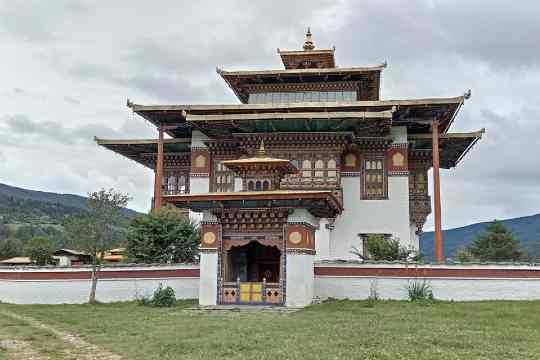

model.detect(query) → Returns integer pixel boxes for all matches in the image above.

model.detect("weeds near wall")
[407,279,434,302]
[365,278,380,307]
[137,283,176,307]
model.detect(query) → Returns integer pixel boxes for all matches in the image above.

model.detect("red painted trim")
[314,267,540,279]
[0,268,200,281]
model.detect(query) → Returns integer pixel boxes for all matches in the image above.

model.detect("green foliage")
[0,222,9,239]
[454,246,475,262]
[469,220,522,262]
[407,279,434,302]
[0,237,23,260]
[24,236,55,265]
[361,235,417,261]
[126,207,199,264]
[150,284,176,307]
[65,189,130,258]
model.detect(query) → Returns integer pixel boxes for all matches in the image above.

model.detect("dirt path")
[0,311,122,360]
[0,339,48,360]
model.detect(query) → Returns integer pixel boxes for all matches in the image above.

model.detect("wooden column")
[153,125,165,210]
[432,120,443,262]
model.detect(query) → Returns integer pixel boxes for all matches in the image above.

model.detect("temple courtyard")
[0,300,539,359]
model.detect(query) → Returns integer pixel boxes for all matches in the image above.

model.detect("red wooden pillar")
[153,125,164,210]
[432,120,443,262]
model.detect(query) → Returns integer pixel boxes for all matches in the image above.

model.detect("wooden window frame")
[361,156,388,200]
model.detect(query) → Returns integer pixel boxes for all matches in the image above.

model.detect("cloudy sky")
[1,0,539,230]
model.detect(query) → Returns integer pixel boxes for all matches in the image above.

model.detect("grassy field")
[1,300,540,359]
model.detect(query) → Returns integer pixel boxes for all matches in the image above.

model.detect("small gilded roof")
[222,141,298,175]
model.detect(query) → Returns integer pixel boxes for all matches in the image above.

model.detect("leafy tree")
[359,235,415,261]
[126,207,199,264]
[0,221,10,240]
[15,224,47,242]
[0,238,23,260]
[24,236,55,265]
[65,189,130,304]
[469,220,522,262]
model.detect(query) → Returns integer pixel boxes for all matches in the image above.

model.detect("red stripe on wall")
[314,267,540,278]
[0,268,200,280]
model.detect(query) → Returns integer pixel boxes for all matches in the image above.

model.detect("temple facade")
[96,30,483,307]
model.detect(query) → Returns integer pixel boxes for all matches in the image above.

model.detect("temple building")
[96,30,483,307]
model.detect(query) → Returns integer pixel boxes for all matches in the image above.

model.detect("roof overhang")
[163,190,343,218]
[409,129,485,169]
[95,137,191,169]
[128,97,463,137]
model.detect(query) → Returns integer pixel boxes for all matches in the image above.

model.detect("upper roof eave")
[128,96,464,112]
[216,65,386,77]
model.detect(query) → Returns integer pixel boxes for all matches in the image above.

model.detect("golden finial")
[257,140,266,157]
[303,27,315,51]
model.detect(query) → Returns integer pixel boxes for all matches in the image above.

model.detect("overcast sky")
[1,0,539,230]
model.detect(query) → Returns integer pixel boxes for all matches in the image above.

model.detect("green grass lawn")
[1,300,540,359]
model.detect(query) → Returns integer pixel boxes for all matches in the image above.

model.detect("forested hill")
[421,213,540,261]
[0,183,139,224]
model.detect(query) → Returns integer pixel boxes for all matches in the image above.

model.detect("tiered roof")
[97,30,482,170]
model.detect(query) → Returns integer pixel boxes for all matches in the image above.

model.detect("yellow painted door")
[239,282,263,303]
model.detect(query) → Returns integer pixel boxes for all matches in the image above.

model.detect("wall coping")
[315,260,540,271]
[0,263,200,273]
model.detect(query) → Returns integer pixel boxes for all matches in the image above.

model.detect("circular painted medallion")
[289,231,302,245]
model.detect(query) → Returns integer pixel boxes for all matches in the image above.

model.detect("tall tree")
[65,189,130,304]
[126,207,199,264]
[0,237,23,260]
[24,236,55,265]
[469,220,522,262]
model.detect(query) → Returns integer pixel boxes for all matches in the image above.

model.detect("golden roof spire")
[257,140,267,158]
[303,27,315,51]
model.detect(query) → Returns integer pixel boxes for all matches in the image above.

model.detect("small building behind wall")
[95,30,483,307]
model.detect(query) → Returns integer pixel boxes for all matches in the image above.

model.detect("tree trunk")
[89,254,99,304]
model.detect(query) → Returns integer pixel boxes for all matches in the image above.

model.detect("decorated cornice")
[235,132,352,151]
[243,81,359,94]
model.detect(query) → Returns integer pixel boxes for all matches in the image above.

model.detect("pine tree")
[469,220,522,262]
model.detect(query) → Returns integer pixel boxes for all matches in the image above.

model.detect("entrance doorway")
[221,241,283,305]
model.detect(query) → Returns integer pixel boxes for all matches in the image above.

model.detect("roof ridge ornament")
[257,140,267,157]
[303,27,315,51]
[464,89,472,100]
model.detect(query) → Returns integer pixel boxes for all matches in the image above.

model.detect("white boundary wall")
[314,262,540,301]
[0,265,199,305]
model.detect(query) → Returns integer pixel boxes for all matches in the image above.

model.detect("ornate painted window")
[276,152,339,189]
[212,161,234,192]
[162,173,189,195]
[362,158,386,199]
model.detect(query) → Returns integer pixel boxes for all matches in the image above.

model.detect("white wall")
[315,277,540,301]
[0,265,199,305]
[285,254,314,307]
[198,253,218,306]
[315,219,331,260]
[330,176,411,259]
[314,262,540,301]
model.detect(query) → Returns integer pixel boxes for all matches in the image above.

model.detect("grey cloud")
[339,0,540,71]
[1,114,121,146]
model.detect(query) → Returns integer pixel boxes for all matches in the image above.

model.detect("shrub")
[354,235,419,261]
[150,284,176,307]
[455,247,475,262]
[407,279,434,302]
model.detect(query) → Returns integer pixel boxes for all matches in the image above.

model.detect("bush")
[356,235,418,261]
[407,279,434,302]
[455,247,475,262]
[150,284,176,307]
